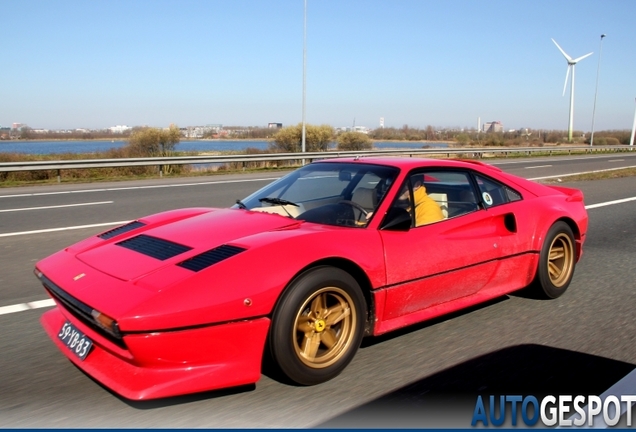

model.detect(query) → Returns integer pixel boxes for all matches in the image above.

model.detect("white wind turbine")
[552,38,593,142]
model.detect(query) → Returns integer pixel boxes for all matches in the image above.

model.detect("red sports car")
[35,157,588,400]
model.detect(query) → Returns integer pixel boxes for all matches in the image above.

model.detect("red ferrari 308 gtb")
[35,157,588,400]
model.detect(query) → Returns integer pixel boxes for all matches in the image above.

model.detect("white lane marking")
[0,177,280,199]
[1,189,635,238]
[609,159,625,162]
[0,220,130,238]
[586,196,636,209]
[0,201,113,213]
[529,165,636,181]
[491,153,636,166]
[0,299,55,316]
[525,165,552,169]
[2,191,635,316]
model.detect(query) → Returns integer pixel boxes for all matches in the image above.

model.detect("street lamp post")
[590,34,606,146]
[301,0,307,163]
[630,98,636,147]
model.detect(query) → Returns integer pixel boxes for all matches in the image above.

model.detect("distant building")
[483,121,503,133]
[336,126,369,134]
[183,124,222,138]
[109,125,132,134]
[268,123,283,129]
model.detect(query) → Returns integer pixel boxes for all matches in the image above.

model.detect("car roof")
[315,157,502,173]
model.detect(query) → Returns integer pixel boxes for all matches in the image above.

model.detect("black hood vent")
[177,245,246,272]
[99,221,146,240]
[116,234,192,260]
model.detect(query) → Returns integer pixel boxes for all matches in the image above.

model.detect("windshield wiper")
[258,197,299,207]
[235,199,247,209]
[258,197,299,218]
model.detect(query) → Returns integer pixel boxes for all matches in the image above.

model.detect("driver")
[413,180,444,226]
[397,177,444,227]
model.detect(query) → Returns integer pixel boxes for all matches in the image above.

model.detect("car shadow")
[117,384,257,409]
[509,283,553,300]
[110,296,517,406]
[73,366,257,409]
[317,344,636,428]
[258,295,512,385]
[361,295,510,348]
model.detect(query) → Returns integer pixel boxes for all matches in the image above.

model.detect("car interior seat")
[351,187,377,212]
[427,192,448,218]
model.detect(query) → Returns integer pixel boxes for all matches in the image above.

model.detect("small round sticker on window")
[482,192,493,206]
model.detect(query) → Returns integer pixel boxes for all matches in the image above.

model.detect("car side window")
[390,170,480,227]
[474,174,522,208]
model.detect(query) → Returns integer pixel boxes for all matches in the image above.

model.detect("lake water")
[0,139,448,155]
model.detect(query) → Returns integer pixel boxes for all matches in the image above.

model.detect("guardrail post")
[159,165,163,178]
[57,169,61,183]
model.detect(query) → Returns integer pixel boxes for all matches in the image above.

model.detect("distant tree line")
[1,122,632,186]
[266,123,372,152]
[6,127,130,140]
[0,126,186,183]
[5,122,632,148]
[448,129,630,147]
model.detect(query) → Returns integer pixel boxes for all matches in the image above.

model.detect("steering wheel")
[338,200,368,223]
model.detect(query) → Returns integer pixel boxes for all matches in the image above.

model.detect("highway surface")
[1,153,636,427]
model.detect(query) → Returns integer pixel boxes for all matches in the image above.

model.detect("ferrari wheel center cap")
[314,319,326,332]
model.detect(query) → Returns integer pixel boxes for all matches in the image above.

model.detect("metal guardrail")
[1,145,633,180]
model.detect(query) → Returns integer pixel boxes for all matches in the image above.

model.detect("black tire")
[269,266,366,385]
[534,221,576,299]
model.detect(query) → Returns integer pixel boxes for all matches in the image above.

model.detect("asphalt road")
[1,153,636,427]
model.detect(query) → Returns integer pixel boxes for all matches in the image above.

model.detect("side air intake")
[98,221,146,240]
[116,234,192,260]
[177,245,246,272]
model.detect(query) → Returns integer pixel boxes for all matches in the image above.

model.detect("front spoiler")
[41,307,270,400]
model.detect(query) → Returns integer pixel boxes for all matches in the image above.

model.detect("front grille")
[116,234,192,260]
[40,275,126,348]
[98,221,146,240]
[177,245,247,272]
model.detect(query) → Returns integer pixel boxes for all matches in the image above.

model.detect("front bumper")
[41,306,270,400]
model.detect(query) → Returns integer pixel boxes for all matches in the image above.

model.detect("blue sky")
[2,0,635,132]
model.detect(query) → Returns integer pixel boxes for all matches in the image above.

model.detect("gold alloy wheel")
[293,286,357,369]
[547,232,574,288]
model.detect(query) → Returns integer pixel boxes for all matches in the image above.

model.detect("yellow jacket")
[414,185,444,226]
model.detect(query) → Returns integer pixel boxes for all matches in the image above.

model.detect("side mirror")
[380,207,411,231]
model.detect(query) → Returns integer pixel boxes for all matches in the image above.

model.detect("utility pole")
[590,34,606,146]
[630,98,636,147]
[301,0,307,163]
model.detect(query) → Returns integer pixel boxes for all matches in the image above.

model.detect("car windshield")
[235,162,399,228]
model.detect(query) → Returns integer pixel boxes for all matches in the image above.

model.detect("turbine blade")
[562,66,571,97]
[572,52,593,63]
[552,38,573,62]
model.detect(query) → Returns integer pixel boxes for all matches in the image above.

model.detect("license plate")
[57,321,93,361]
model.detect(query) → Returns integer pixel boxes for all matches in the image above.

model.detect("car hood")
[76,208,300,281]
